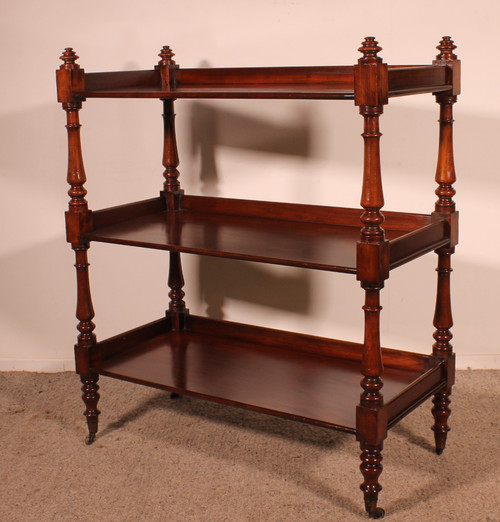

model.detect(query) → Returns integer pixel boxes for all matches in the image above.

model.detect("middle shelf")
[87,194,450,273]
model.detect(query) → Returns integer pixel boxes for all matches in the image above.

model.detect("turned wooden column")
[431,37,460,456]
[354,37,389,520]
[58,48,100,444]
[158,46,188,332]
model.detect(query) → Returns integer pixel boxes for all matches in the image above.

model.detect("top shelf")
[57,37,460,103]
[73,64,453,100]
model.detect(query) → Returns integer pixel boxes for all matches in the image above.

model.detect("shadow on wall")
[0,98,497,365]
[186,96,495,352]
[189,100,314,320]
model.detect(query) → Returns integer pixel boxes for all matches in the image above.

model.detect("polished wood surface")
[87,195,449,273]
[431,36,459,456]
[97,315,442,432]
[76,63,453,100]
[57,36,460,518]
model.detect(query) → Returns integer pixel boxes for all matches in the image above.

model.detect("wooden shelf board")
[75,64,452,100]
[97,315,442,432]
[87,195,449,273]
[79,84,355,100]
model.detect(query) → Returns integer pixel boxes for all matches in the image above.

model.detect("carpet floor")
[0,370,498,521]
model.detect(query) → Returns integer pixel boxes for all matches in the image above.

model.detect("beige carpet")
[0,370,498,521]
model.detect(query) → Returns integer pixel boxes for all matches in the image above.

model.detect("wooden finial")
[157,46,177,89]
[59,47,80,70]
[436,36,457,61]
[158,45,176,66]
[358,37,382,62]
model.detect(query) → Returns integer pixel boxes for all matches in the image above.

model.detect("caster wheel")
[436,448,444,456]
[170,392,181,399]
[85,433,96,445]
[369,507,385,519]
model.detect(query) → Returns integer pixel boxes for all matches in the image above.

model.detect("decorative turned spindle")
[59,49,87,213]
[431,246,454,455]
[360,285,384,409]
[168,251,187,331]
[433,250,454,359]
[59,48,100,443]
[359,106,385,244]
[360,442,385,519]
[434,36,458,214]
[73,245,96,347]
[432,388,451,455]
[158,48,187,329]
[162,99,180,197]
[355,38,388,518]
[356,38,386,411]
[80,374,100,445]
[431,37,459,456]
[356,37,387,245]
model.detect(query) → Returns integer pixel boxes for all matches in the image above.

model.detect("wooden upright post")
[159,47,188,332]
[431,36,460,455]
[58,48,100,445]
[354,37,389,520]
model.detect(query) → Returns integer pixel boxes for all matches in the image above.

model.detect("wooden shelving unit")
[57,36,460,519]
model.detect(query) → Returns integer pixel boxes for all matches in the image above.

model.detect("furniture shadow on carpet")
[98,386,365,516]
[382,380,499,517]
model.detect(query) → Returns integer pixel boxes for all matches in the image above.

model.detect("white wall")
[1,0,498,370]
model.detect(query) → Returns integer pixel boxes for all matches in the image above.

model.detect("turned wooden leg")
[431,248,454,455]
[431,387,451,455]
[360,442,385,519]
[81,374,100,445]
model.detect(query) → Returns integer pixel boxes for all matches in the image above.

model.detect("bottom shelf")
[97,315,446,432]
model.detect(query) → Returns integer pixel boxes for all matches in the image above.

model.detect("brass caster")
[369,507,385,519]
[85,433,96,445]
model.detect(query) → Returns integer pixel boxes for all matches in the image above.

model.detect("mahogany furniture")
[57,36,459,518]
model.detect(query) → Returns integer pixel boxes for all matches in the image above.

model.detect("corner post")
[431,37,460,455]
[354,37,389,520]
[158,47,188,332]
[58,48,100,444]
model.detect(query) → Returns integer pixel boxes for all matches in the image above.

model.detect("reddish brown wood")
[59,49,100,444]
[360,443,385,519]
[353,38,390,517]
[156,46,177,89]
[74,62,452,100]
[80,374,100,445]
[354,37,388,108]
[160,88,188,330]
[162,99,180,198]
[84,70,160,92]
[431,36,459,456]
[96,315,439,431]
[360,287,384,412]
[387,65,449,97]
[85,195,450,274]
[57,37,460,517]
[167,251,187,330]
